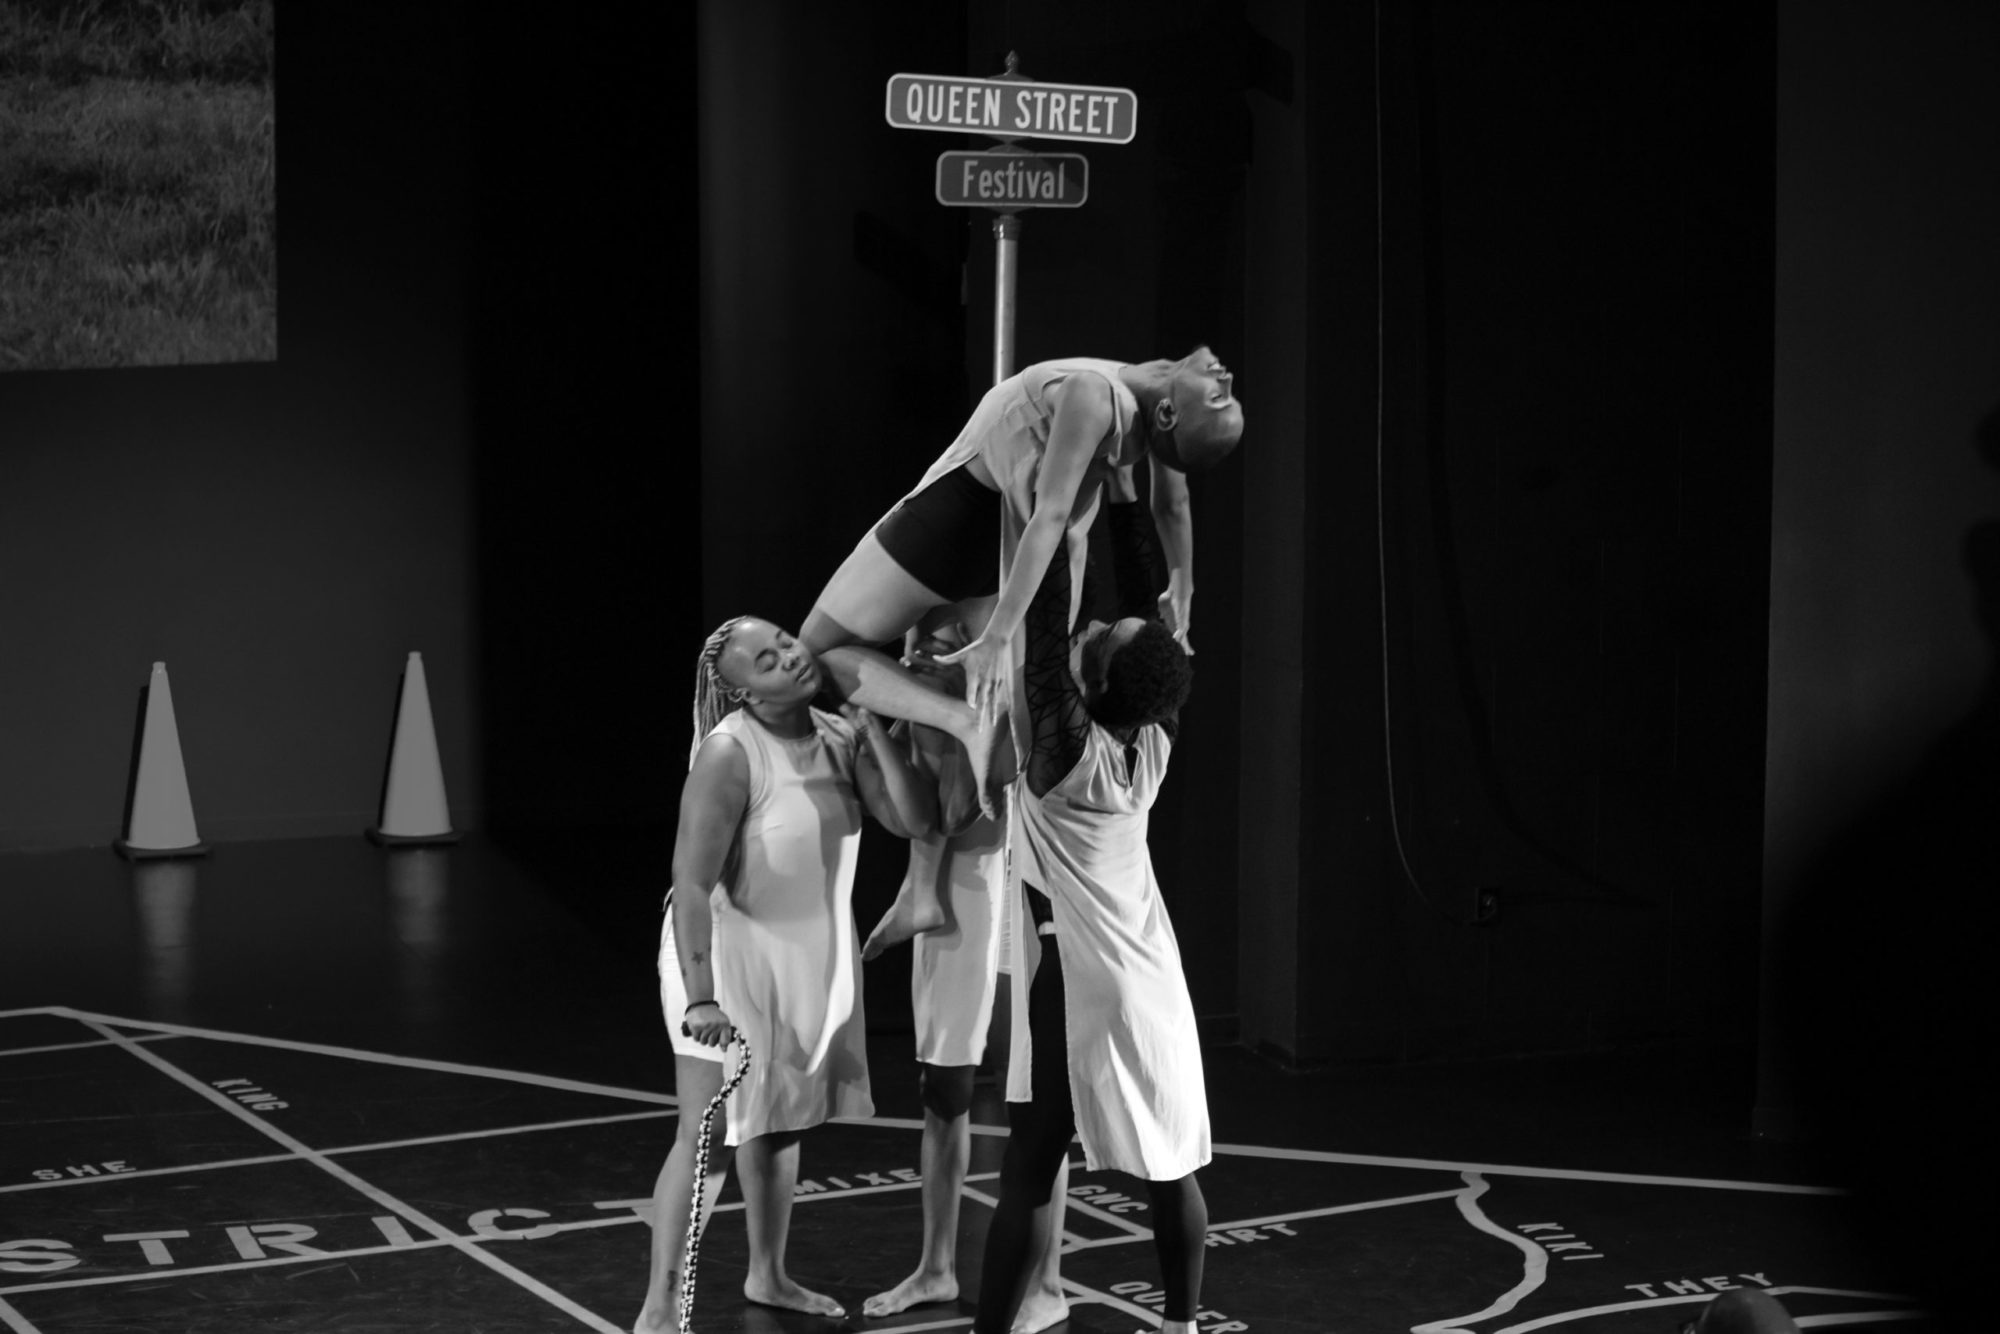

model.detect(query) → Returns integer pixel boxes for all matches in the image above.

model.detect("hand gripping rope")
[678,1033,751,1334]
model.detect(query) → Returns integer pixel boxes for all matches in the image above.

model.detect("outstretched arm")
[943,373,1117,717]
[671,735,750,1049]
[1149,459,1193,647]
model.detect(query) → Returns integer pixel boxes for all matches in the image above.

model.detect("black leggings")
[972,930,1207,1331]
[873,463,1002,603]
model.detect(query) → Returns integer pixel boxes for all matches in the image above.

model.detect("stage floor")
[0,836,1909,1333]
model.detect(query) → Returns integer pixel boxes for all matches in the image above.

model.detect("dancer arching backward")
[632,619,937,1334]
[972,484,1213,1334]
[858,610,1069,1332]
[803,348,1244,958]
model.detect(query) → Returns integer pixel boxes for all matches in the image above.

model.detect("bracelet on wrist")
[683,999,719,1013]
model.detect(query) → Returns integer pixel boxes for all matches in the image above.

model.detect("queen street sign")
[886,73,1137,145]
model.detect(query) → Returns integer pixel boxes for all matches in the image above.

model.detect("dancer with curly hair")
[971,477,1212,1334]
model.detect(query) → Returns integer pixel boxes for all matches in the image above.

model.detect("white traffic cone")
[367,651,460,846]
[114,662,208,859]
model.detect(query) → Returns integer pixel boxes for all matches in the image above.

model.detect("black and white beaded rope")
[677,1032,750,1334]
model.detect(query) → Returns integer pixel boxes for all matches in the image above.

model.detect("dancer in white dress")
[804,349,1244,958]
[631,617,936,1333]
[973,484,1213,1334]
[859,612,1068,1330]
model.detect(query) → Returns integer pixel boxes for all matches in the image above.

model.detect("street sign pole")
[993,211,1021,383]
[886,52,1134,386]
[990,53,1028,386]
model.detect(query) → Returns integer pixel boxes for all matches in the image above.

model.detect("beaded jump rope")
[677,1030,751,1334]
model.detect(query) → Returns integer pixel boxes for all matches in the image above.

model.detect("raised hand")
[1158,588,1194,655]
[937,630,1012,727]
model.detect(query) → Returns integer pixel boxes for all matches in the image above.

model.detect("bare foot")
[959,703,1011,821]
[631,1298,676,1332]
[1011,1285,1070,1334]
[862,1267,958,1316]
[862,885,948,961]
[743,1274,845,1319]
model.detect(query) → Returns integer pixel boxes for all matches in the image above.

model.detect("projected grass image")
[0,0,275,371]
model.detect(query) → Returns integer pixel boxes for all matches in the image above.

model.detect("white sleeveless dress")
[905,750,1007,1066]
[1004,723,1212,1181]
[703,708,874,1144]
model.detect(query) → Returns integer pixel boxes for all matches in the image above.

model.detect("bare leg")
[632,1055,731,1333]
[806,557,1004,951]
[864,838,949,962]
[860,595,1007,964]
[804,527,954,646]
[800,532,1007,799]
[806,630,988,754]
[738,1131,844,1317]
[813,639,1005,824]
[863,894,948,960]
[864,1064,976,1316]
[1010,1156,1071,1334]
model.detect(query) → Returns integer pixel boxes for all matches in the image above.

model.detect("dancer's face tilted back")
[717,618,821,706]
[1151,345,1244,474]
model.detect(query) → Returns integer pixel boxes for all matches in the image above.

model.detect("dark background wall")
[469,5,701,835]
[1754,6,2000,1311]
[6,0,1994,1095]
[1236,0,1775,1065]
[0,4,478,851]
[1758,0,2000,1124]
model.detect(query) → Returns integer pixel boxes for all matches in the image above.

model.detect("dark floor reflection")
[128,857,199,1022]
[384,845,451,1030]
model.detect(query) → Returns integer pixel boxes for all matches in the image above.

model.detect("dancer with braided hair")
[805,347,1244,959]
[972,478,1213,1334]
[631,618,937,1333]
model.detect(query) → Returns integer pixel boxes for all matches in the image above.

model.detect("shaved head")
[1153,346,1244,472]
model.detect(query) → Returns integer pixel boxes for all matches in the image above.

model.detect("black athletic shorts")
[873,464,1001,603]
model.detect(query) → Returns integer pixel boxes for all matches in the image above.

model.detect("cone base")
[365,827,463,847]
[113,838,210,861]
